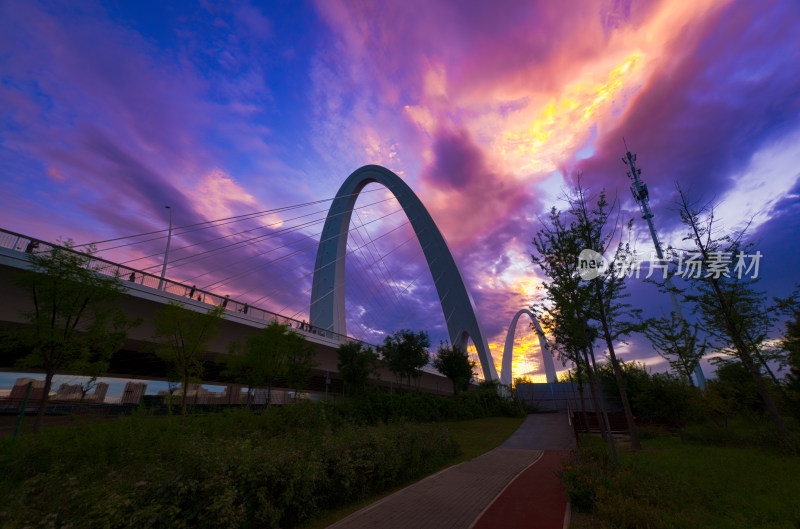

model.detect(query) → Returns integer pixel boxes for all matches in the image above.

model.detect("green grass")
[298,416,525,529]
[567,434,800,529]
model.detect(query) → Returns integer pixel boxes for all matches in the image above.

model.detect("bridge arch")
[501,309,557,385]
[310,165,499,381]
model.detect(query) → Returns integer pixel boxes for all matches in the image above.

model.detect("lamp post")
[158,206,173,291]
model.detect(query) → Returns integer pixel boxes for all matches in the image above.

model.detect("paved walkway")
[326,414,575,529]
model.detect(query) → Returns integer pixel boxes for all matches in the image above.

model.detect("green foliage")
[152,302,225,411]
[225,321,291,406]
[631,372,701,435]
[514,375,534,386]
[323,385,522,426]
[0,409,459,529]
[557,445,618,512]
[336,341,379,395]
[711,359,764,413]
[2,241,138,431]
[644,313,706,384]
[673,187,788,438]
[283,330,318,396]
[595,360,651,410]
[432,342,475,394]
[594,360,702,432]
[225,321,317,404]
[377,329,431,389]
[531,181,642,448]
[776,292,800,420]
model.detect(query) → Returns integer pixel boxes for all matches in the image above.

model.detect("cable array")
[83,184,449,347]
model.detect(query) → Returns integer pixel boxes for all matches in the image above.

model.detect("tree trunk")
[582,349,606,441]
[594,284,641,450]
[681,195,787,440]
[574,368,592,434]
[181,375,188,414]
[741,351,788,439]
[33,371,54,434]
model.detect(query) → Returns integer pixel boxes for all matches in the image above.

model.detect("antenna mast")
[622,142,707,389]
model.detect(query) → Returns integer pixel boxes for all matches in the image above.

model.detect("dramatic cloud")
[1,0,798,380]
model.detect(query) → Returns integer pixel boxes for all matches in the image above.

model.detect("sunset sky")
[2,0,799,382]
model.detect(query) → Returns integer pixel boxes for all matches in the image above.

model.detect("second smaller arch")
[501,309,557,386]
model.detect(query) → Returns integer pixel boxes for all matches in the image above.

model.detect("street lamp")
[158,206,173,291]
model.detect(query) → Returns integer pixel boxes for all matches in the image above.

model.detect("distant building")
[50,381,109,403]
[120,382,147,405]
[55,383,83,401]
[88,382,109,403]
[8,378,46,403]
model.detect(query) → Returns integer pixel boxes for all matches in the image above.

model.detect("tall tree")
[337,341,379,395]
[531,204,610,443]
[378,329,431,390]
[432,342,476,395]
[283,330,317,400]
[532,182,642,449]
[4,241,137,433]
[572,185,643,449]
[673,187,788,440]
[644,313,707,385]
[224,321,291,408]
[152,302,225,414]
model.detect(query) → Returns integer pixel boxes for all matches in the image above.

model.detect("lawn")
[567,435,800,529]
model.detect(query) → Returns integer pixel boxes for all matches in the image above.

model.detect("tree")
[152,301,225,414]
[644,313,707,385]
[378,329,431,390]
[775,287,800,413]
[532,181,642,449]
[630,372,699,440]
[531,202,609,442]
[283,331,317,400]
[224,321,291,409]
[337,341,379,395]
[432,342,475,395]
[673,187,788,440]
[571,185,643,449]
[4,241,136,433]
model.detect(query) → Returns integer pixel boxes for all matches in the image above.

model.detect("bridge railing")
[0,228,370,347]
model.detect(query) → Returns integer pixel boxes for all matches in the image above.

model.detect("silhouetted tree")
[644,313,707,385]
[3,241,137,433]
[532,181,642,449]
[225,321,291,408]
[337,341,379,395]
[571,185,643,449]
[152,302,225,414]
[378,329,431,390]
[283,331,317,400]
[673,187,787,440]
[433,342,475,395]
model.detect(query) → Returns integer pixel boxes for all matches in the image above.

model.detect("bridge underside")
[0,254,455,396]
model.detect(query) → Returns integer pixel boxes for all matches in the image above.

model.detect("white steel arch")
[310,165,499,381]
[501,309,557,385]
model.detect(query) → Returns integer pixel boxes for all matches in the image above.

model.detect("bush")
[557,446,618,511]
[0,415,459,529]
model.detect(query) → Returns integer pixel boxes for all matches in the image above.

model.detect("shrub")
[0,418,459,529]
[556,446,618,511]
